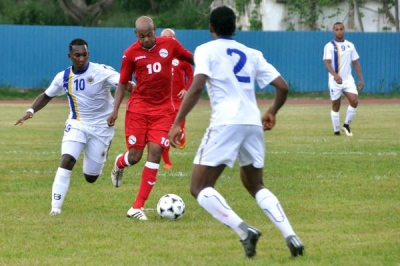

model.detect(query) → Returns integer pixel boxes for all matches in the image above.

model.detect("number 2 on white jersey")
[226,48,250,83]
[146,62,162,74]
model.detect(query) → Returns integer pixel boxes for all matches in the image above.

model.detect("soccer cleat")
[342,124,353,137]
[285,235,305,257]
[111,154,124,187]
[334,131,340,136]
[178,128,187,150]
[240,226,261,258]
[49,208,61,216]
[127,207,148,221]
[163,163,172,169]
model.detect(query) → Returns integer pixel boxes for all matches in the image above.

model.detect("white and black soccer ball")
[156,194,185,220]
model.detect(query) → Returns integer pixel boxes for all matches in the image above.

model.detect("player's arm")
[323,59,342,84]
[352,60,364,90]
[107,82,127,126]
[169,74,206,148]
[14,92,53,126]
[262,76,288,131]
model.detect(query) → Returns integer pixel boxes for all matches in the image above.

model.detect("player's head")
[209,5,236,38]
[333,22,345,40]
[68,38,89,72]
[160,28,175,38]
[135,16,156,49]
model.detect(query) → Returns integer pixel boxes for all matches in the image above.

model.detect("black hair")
[333,22,344,29]
[69,38,88,51]
[209,5,236,37]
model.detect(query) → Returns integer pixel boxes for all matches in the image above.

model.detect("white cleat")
[127,207,148,221]
[342,125,353,137]
[49,208,61,216]
[111,154,124,187]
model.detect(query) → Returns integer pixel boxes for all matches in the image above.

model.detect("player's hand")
[168,124,182,148]
[177,90,186,99]
[107,111,118,127]
[262,110,276,131]
[334,75,343,84]
[358,80,364,91]
[14,112,33,126]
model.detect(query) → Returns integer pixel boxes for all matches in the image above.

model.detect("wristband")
[26,108,35,115]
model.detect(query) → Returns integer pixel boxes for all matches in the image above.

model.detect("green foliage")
[1,102,400,265]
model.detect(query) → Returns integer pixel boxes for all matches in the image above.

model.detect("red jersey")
[119,37,193,115]
[171,59,193,110]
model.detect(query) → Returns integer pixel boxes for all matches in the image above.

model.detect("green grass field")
[1,101,399,266]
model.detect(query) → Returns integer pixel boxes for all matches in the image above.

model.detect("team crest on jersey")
[172,59,179,66]
[159,48,168,58]
[128,135,137,145]
[87,76,94,84]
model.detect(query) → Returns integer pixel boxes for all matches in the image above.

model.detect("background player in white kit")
[323,22,364,136]
[168,6,304,259]
[15,38,133,216]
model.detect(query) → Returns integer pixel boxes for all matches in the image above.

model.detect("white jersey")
[45,62,119,126]
[194,38,280,127]
[323,40,359,81]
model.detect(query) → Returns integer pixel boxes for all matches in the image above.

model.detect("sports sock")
[116,151,131,168]
[51,167,71,209]
[344,106,357,125]
[133,161,159,209]
[161,147,172,165]
[331,110,340,132]
[255,188,295,238]
[197,187,248,240]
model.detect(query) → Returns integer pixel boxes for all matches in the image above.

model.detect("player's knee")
[60,154,76,170]
[84,174,99,183]
[127,152,142,165]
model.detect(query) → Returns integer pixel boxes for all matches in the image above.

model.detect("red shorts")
[124,111,174,149]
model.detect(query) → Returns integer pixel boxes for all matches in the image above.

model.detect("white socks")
[255,188,295,238]
[51,167,71,210]
[197,187,248,240]
[331,110,340,132]
[344,106,357,125]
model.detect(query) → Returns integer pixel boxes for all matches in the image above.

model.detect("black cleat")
[286,235,305,257]
[240,226,261,258]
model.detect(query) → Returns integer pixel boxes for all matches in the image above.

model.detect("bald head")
[161,28,175,38]
[135,16,154,32]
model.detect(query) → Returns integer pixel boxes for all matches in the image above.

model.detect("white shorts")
[61,119,115,173]
[193,124,265,168]
[329,79,358,101]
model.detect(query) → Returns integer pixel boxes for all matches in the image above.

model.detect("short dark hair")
[69,38,88,51]
[333,22,344,29]
[210,5,236,37]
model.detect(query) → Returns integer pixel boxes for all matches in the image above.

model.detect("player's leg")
[239,125,304,257]
[83,126,114,183]
[50,140,85,215]
[329,82,343,135]
[342,84,359,136]
[111,111,145,187]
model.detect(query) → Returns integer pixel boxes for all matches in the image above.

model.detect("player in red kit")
[160,28,194,169]
[107,16,194,220]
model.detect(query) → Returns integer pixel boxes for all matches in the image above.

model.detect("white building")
[211,0,399,32]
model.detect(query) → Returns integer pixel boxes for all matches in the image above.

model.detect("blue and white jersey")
[194,38,280,127]
[323,40,359,81]
[45,62,119,126]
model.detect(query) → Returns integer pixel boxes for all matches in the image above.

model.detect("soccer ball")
[156,194,185,220]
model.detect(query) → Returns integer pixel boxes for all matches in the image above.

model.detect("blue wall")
[1,25,399,93]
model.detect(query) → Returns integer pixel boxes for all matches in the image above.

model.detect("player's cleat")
[163,163,172,169]
[334,131,340,136]
[342,124,353,137]
[111,154,124,187]
[285,235,305,257]
[178,128,187,150]
[127,207,148,221]
[49,208,61,216]
[240,226,261,258]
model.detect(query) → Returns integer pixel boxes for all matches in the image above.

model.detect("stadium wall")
[0,25,399,93]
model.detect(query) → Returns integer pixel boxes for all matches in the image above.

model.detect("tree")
[58,0,115,26]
